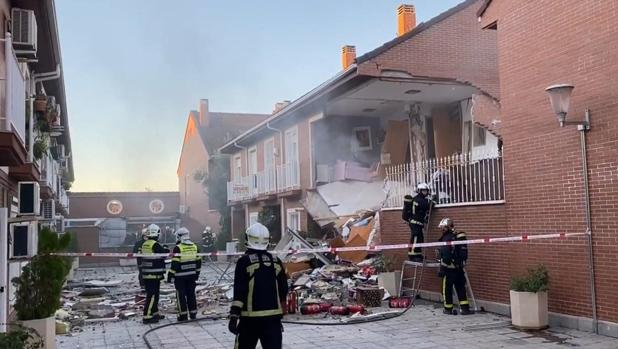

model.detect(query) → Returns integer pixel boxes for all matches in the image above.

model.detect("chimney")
[397,4,416,37]
[273,100,291,114]
[199,99,209,128]
[341,45,356,70]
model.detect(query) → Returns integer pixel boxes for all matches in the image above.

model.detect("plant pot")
[22,316,56,349]
[378,271,402,297]
[509,290,548,330]
[34,99,47,112]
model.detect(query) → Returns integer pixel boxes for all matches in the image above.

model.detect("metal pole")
[0,208,8,333]
[580,109,597,333]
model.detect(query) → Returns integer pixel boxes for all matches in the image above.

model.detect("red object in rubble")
[389,297,412,308]
[347,304,365,314]
[287,292,297,314]
[319,303,332,313]
[300,304,322,315]
[329,306,350,316]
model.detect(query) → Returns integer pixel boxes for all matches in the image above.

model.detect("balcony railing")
[227,162,300,202]
[40,154,59,195]
[384,151,504,208]
[1,37,26,143]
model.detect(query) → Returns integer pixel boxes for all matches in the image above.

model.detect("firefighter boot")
[460,304,475,315]
[443,308,457,315]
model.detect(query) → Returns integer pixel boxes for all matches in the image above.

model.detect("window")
[248,212,259,227]
[473,125,487,146]
[248,146,258,188]
[233,154,242,183]
[264,138,275,170]
[286,209,300,231]
[284,127,298,165]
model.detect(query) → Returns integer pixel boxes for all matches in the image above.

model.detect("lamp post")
[545,84,597,333]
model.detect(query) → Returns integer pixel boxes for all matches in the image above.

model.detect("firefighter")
[437,218,473,315]
[141,224,170,324]
[402,182,434,262]
[133,228,148,290]
[228,223,288,349]
[167,227,201,321]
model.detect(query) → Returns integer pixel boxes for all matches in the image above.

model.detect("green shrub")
[0,325,43,349]
[11,228,72,320]
[511,265,549,293]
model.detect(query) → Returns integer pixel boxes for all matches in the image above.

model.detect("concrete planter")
[22,316,55,348]
[509,290,549,330]
[378,271,402,297]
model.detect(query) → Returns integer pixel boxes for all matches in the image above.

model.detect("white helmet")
[175,227,191,242]
[245,223,270,251]
[146,224,161,238]
[438,218,454,229]
[417,182,430,192]
[205,226,212,232]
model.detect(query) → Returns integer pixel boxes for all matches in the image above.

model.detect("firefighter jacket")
[402,193,433,226]
[438,229,468,270]
[168,241,201,281]
[141,239,169,280]
[230,249,288,318]
[133,238,146,267]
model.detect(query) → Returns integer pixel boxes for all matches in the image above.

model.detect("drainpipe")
[579,109,597,333]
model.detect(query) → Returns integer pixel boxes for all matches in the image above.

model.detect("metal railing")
[227,162,300,202]
[385,151,505,208]
[0,34,26,143]
[40,154,59,195]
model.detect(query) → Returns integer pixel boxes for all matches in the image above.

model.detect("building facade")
[177,99,267,240]
[0,0,74,329]
[66,192,179,266]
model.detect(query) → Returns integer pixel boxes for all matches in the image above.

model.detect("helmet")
[146,224,161,238]
[174,227,191,242]
[417,183,430,193]
[245,223,270,251]
[205,226,212,232]
[438,218,454,229]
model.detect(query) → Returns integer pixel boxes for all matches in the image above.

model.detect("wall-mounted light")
[545,84,589,129]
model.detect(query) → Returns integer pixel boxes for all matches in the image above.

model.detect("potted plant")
[34,95,47,113]
[11,228,72,349]
[510,265,550,330]
[377,254,401,297]
[0,324,43,349]
[33,136,49,160]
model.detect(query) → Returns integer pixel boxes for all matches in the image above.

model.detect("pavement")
[56,266,618,349]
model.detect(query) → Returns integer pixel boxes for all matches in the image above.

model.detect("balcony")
[39,154,60,199]
[227,162,300,203]
[0,39,27,166]
[384,151,505,208]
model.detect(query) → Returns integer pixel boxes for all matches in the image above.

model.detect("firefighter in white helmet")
[141,224,169,324]
[402,183,434,262]
[437,218,473,315]
[228,223,288,349]
[167,227,201,321]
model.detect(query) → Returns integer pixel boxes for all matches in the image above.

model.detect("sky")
[56,0,465,192]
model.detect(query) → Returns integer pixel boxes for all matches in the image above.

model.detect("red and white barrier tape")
[51,231,587,258]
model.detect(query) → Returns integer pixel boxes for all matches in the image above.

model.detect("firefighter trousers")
[174,277,197,319]
[442,269,469,310]
[235,316,282,349]
[408,224,424,261]
[143,279,161,319]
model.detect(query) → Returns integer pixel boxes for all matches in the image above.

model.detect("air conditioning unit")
[18,182,40,216]
[9,223,34,258]
[11,8,37,53]
[41,199,55,221]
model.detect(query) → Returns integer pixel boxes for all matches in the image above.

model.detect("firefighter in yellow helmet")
[228,223,288,349]
[167,227,201,321]
[141,224,169,324]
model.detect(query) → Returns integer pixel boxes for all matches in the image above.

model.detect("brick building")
[177,99,267,239]
[66,192,179,266]
[219,0,499,240]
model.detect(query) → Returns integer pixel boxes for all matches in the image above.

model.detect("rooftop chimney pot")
[341,45,356,70]
[397,4,416,37]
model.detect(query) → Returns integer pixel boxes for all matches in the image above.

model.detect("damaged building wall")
[313,116,381,170]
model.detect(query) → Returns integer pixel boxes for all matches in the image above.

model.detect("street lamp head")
[545,84,574,126]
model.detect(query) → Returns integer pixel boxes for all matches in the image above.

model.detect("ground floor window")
[286,209,300,231]
[248,212,259,227]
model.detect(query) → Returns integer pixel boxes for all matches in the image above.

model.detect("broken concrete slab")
[79,288,109,297]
